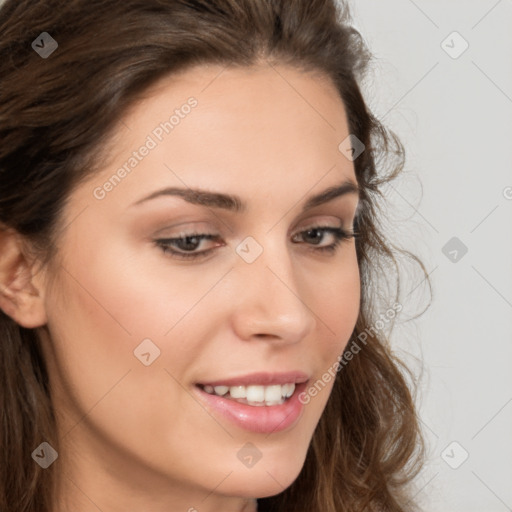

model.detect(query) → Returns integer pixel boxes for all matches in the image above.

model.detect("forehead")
[113,62,349,153]
[76,63,356,212]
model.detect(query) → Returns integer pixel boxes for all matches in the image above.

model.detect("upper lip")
[197,371,310,387]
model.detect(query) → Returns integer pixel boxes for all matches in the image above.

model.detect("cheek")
[42,243,194,428]
[44,234,232,405]
[311,248,361,359]
[300,250,360,411]
[44,248,230,481]
[54,236,224,343]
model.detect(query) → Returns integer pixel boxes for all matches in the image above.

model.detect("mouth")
[193,372,310,434]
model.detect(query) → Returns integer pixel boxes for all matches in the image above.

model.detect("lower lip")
[194,382,308,434]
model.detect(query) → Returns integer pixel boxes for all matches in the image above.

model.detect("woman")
[0,0,428,511]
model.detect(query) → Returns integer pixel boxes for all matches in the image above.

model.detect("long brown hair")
[0,1,429,510]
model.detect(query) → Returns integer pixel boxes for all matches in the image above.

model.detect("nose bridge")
[231,234,316,342]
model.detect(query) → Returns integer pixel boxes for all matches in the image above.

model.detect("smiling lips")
[195,373,310,434]
[200,383,296,406]
[196,371,309,408]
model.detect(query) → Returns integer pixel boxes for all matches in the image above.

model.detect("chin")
[219,448,307,499]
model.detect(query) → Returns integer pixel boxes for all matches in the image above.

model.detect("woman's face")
[38,63,361,511]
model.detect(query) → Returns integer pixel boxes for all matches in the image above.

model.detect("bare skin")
[0,62,360,511]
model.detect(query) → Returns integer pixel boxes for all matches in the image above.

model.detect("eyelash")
[154,225,358,261]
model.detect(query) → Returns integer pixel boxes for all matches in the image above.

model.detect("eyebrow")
[131,179,359,213]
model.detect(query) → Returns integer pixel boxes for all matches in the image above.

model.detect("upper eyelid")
[154,214,352,236]
[156,225,347,243]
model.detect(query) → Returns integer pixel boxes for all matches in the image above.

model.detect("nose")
[230,239,316,345]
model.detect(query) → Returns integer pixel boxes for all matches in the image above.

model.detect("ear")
[0,226,48,328]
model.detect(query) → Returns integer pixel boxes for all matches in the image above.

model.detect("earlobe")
[0,227,47,328]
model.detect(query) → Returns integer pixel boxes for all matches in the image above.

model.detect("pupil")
[183,236,199,250]
[306,229,321,244]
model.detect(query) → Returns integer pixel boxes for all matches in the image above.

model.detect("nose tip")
[230,262,316,345]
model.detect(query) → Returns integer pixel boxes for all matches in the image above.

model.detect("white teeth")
[282,383,295,398]
[246,385,265,402]
[229,385,246,398]
[213,385,229,396]
[264,385,283,402]
[202,382,296,405]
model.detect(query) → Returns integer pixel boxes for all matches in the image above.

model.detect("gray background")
[349,1,512,511]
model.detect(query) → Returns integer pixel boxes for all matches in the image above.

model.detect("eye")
[154,225,357,261]
[291,226,356,254]
[155,232,224,260]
